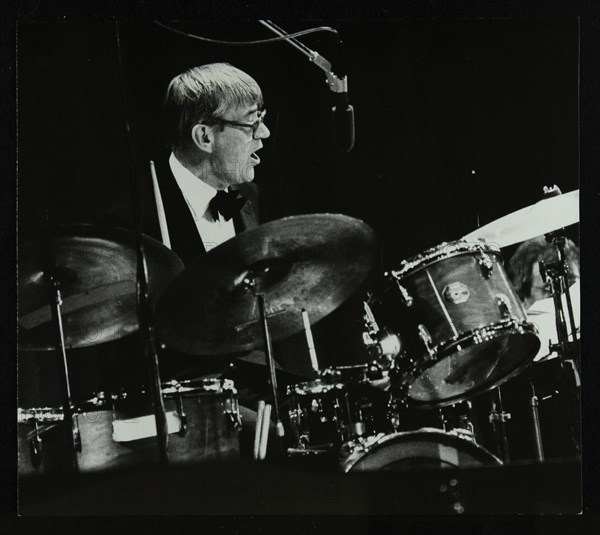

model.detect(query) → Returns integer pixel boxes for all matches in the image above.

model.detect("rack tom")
[369,240,540,407]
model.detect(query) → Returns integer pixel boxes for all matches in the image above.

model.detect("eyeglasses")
[210,109,267,139]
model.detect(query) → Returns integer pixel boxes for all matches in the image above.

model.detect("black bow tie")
[209,189,247,222]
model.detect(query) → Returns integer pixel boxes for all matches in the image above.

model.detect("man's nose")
[256,121,270,139]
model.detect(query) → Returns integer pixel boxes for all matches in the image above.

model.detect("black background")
[18,20,578,266]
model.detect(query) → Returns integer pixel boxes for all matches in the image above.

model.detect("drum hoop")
[391,240,501,279]
[17,407,64,423]
[288,379,346,396]
[342,428,502,472]
[400,320,539,407]
[320,364,370,384]
[162,378,237,397]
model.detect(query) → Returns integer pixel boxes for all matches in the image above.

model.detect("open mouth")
[250,152,261,164]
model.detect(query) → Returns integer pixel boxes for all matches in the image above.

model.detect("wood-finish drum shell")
[369,240,540,407]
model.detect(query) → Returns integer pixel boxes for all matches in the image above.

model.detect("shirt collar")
[169,153,219,219]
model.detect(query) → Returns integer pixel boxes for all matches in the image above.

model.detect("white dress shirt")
[169,153,235,252]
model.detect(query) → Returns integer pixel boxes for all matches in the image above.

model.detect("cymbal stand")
[45,271,80,472]
[243,271,286,449]
[115,22,168,463]
[539,233,581,454]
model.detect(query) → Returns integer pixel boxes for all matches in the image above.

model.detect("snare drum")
[369,240,540,407]
[341,428,502,472]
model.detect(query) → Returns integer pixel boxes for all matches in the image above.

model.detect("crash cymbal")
[156,214,377,356]
[19,225,184,351]
[462,189,579,248]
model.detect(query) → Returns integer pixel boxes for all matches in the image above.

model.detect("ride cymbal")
[155,214,377,355]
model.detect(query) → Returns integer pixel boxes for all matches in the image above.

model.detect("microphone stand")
[114,22,169,464]
[258,21,348,96]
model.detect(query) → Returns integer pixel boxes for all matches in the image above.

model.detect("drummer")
[157,62,270,265]
[156,63,288,456]
[507,235,580,361]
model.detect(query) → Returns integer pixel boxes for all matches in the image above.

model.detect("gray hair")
[163,62,263,150]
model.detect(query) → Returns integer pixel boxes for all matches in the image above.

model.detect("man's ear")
[191,124,214,153]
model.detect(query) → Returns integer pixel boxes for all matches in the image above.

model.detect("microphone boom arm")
[258,20,348,94]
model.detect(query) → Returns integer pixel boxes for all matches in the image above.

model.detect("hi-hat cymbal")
[155,214,377,356]
[19,225,184,351]
[462,189,579,248]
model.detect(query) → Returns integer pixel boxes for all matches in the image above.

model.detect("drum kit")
[17,189,580,477]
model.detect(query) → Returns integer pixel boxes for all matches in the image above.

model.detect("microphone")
[257,21,355,152]
[332,87,355,153]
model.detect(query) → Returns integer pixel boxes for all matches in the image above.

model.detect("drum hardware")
[477,252,494,279]
[46,269,79,472]
[417,324,435,359]
[496,294,513,318]
[488,388,511,463]
[241,267,287,445]
[537,233,581,455]
[529,381,545,462]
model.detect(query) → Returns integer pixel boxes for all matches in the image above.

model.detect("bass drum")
[341,429,501,472]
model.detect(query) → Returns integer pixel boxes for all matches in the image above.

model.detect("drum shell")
[373,247,526,357]
[370,241,540,406]
[341,429,501,472]
[287,377,390,451]
[18,380,241,476]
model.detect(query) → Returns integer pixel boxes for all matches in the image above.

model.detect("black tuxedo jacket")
[153,157,262,266]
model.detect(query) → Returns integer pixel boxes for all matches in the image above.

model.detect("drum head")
[408,326,540,407]
[344,429,501,472]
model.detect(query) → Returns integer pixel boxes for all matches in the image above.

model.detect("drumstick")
[302,309,320,373]
[258,403,272,460]
[254,400,266,460]
[149,160,172,249]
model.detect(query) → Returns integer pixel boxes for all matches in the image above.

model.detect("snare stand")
[242,266,287,454]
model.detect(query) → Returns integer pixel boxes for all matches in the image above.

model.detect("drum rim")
[341,428,502,473]
[287,378,346,395]
[162,377,237,397]
[388,239,501,280]
[401,319,539,408]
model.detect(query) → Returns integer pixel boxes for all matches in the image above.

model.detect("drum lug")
[418,324,435,359]
[391,274,413,307]
[226,398,242,430]
[29,422,43,469]
[496,294,512,318]
[477,253,494,279]
[226,409,242,430]
[174,394,188,437]
[72,416,82,453]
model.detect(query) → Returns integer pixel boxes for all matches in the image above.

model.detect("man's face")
[209,102,270,189]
